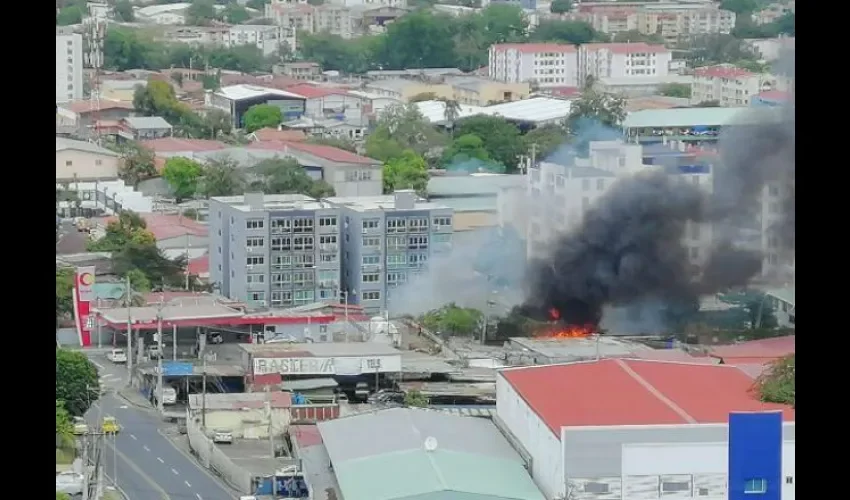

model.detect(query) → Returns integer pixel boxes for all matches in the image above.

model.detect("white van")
[154,384,177,405]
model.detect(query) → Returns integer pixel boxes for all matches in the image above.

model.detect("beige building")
[690,65,774,107]
[187,392,292,439]
[56,138,121,182]
[636,4,736,42]
[266,0,407,39]
[365,76,529,105]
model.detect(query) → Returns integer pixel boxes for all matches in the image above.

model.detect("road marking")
[119,405,128,409]
[130,434,137,440]
[157,457,164,463]
[172,468,179,475]
[185,480,192,488]
[156,428,236,497]
[143,445,150,452]
[104,438,171,500]
[92,361,106,370]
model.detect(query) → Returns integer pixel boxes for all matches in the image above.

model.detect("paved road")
[86,357,236,500]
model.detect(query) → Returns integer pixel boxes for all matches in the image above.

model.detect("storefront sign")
[253,355,401,376]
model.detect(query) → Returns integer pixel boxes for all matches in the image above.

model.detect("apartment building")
[162,25,297,57]
[56,29,84,103]
[488,42,670,88]
[329,191,454,314]
[574,8,639,38]
[761,183,794,279]
[636,4,736,43]
[208,193,342,309]
[691,65,775,107]
[266,0,400,39]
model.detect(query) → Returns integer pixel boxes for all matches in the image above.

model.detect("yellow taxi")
[101,417,121,435]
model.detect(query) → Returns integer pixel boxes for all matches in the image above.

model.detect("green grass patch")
[102,490,122,500]
[56,447,76,464]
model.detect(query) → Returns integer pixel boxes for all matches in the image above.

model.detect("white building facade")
[56,30,84,104]
[691,65,775,107]
[488,42,671,89]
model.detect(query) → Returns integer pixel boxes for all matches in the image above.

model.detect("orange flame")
[537,323,595,339]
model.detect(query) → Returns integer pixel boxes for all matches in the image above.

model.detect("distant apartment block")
[266,0,407,39]
[209,193,343,309]
[274,61,323,81]
[690,65,775,107]
[161,25,297,57]
[209,191,454,314]
[364,76,530,105]
[331,191,454,314]
[488,42,671,88]
[636,4,736,42]
[56,30,84,103]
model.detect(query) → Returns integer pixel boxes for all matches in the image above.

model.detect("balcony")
[320,243,339,252]
[361,264,382,272]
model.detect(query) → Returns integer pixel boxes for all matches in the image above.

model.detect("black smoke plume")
[524,55,795,327]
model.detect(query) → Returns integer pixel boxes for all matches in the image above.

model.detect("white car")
[212,429,233,444]
[56,471,84,495]
[106,349,127,364]
[72,416,88,435]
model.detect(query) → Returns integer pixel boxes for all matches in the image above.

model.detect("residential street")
[85,353,236,500]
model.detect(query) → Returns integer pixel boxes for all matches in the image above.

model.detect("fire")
[546,324,595,339]
[549,308,561,321]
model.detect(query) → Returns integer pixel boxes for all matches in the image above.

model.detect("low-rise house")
[99,212,209,259]
[248,127,307,142]
[285,84,362,120]
[57,100,136,138]
[444,76,530,106]
[274,61,322,81]
[281,115,368,141]
[135,2,192,24]
[100,79,147,102]
[206,84,307,127]
[121,116,174,140]
[188,392,292,439]
[346,90,401,118]
[56,138,121,182]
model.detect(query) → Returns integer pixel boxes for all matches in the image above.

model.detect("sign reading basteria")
[253,356,401,376]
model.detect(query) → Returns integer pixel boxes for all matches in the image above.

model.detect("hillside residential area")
[56,0,795,499]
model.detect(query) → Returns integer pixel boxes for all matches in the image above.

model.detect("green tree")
[126,268,152,294]
[87,211,156,252]
[113,0,135,21]
[681,34,759,67]
[118,142,157,188]
[550,0,572,14]
[56,399,74,447]
[58,492,72,500]
[204,109,232,138]
[530,20,606,44]
[404,390,429,407]
[383,150,429,195]
[454,115,523,172]
[658,83,692,98]
[112,243,188,289]
[57,5,84,25]
[133,80,188,123]
[252,158,336,198]
[366,104,447,161]
[566,80,626,131]
[299,33,381,74]
[56,349,99,416]
[222,3,250,23]
[441,98,461,134]
[162,157,203,202]
[756,354,794,406]
[243,104,283,133]
[187,0,219,25]
[380,11,458,70]
[442,134,490,166]
[56,267,75,327]
[523,124,567,160]
[420,304,483,336]
[198,157,246,197]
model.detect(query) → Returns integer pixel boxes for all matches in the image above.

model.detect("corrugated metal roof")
[622,107,775,129]
[766,287,795,305]
[56,137,119,157]
[318,408,542,500]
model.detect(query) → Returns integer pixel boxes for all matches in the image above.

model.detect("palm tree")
[441,99,461,136]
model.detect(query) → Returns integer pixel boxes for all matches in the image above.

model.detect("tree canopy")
[420,304,483,337]
[756,354,794,406]
[56,267,75,327]
[454,116,523,172]
[56,349,99,416]
[251,158,336,198]
[162,157,203,203]
[243,104,283,133]
[383,150,430,195]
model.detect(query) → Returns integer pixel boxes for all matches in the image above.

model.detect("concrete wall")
[186,415,254,494]
[56,149,121,182]
[202,408,292,439]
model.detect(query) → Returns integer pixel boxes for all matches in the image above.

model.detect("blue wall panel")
[729,411,782,500]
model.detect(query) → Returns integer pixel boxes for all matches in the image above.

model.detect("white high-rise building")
[56,30,84,104]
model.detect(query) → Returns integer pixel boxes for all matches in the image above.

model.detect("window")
[250,292,266,302]
[319,235,337,246]
[319,216,337,227]
[433,216,452,228]
[744,479,766,494]
[271,290,292,305]
[293,254,314,267]
[555,175,566,187]
[785,477,793,485]
[408,235,428,249]
[293,236,314,250]
[320,253,337,264]
[272,273,291,285]
[294,290,315,303]
[246,256,264,266]
[661,481,691,493]
[363,255,380,265]
[409,217,428,231]
[362,273,380,283]
[387,236,405,249]
[246,237,264,248]
[272,255,291,268]
[246,274,265,284]
[387,272,407,284]
[362,219,380,231]
[293,217,314,232]
[387,218,405,233]
[697,488,709,496]
[409,253,428,266]
[387,253,406,268]
[65,160,73,166]
[95,159,102,166]
[433,234,451,244]
[292,271,314,286]
[318,270,337,286]
[583,482,609,494]
[271,218,291,233]
[246,219,264,230]
[362,236,380,247]
[362,291,381,301]
[271,237,291,251]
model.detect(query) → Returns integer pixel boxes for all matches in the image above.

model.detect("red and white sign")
[73,266,96,347]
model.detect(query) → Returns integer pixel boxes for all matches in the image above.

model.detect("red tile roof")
[141,137,228,154]
[291,425,324,448]
[709,335,795,362]
[188,255,209,276]
[501,358,794,436]
[492,43,578,54]
[694,65,755,79]
[251,127,307,142]
[584,42,668,54]
[66,99,135,114]
[285,84,350,99]
[104,213,208,241]
[248,140,379,165]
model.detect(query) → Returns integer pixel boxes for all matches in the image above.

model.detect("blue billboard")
[162,361,194,376]
[729,411,782,500]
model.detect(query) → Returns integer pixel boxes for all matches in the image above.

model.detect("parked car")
[106,349,127,364]
[72,416,88,435]
[212,429,233,444]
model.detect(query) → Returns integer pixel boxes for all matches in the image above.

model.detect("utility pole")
[96,298,102,349]
[201,351,208,428]
[156,297,164,414]
[266,385,274,458]
[172,324,178,361]
[81,431,90,500]
[529,142,537,168]
[125,274,133,383]
[184,232,190,290]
